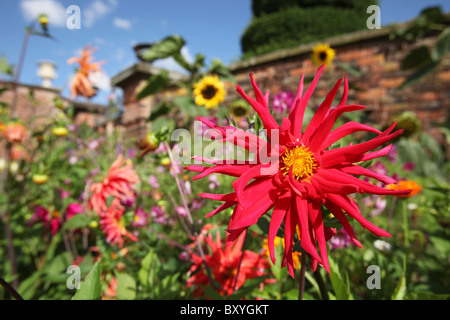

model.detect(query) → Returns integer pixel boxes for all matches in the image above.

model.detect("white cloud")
[113,17,131,30]
[181,46,194,64]
[153,46,194,74]
[20,0,67,27]
[83,0,118,28]
[90,71,111,91]
[113,47,126,62]
[94,37,107,45]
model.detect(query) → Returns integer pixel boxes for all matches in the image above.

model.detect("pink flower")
[329,228,354,250]
[175,206,188,218]
[403,162,415,171]
[66,203,84,219]
[271,90,294,113]
[131,207,148,228]
[148,175,160,189]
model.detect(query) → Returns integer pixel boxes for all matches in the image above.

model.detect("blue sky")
[1,0,449,104]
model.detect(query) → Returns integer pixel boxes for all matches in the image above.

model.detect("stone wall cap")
[110,61,188,88]
[0,81,62,94]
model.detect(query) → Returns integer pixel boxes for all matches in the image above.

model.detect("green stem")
[164,141,218,292]
[298,252,307,300]
[313,268,329,300]
[402,200,410,247]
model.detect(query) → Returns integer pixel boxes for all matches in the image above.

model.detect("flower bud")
[39,15,49,26]
[89,220,99,228]
[160,157,171,166]
[52,127,69,137]
[138,133,160,157]
[32,174,49,185]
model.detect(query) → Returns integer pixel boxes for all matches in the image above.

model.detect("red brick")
[438,70,450,82]
[379,77,405,89]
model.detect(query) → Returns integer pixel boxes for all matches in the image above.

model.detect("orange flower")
[69,71,97,98]
[10,144,27,161]
[67,44,105,98]
[1,122,27,144]
[89,154,140,213]
[385,180,421,198]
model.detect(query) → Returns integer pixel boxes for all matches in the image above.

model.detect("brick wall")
[0,82,107,129]
[227,28,449,150]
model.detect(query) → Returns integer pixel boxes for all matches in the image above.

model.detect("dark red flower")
[187,230,270,297]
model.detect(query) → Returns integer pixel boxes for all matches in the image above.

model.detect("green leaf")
[137,70,170,100]
[432,27,450,61]
[337,63,362,77]
[328,256,353,300]
[391,258,407,300]
[208,58,235,81]
[141,35,186,62]
[400,46,433,70]
[115,272,136,300]
[148,101,171,121]
[269,238,288,281]
[419,6,445,25]
[138,249,160,288]
[72,259,102,300]
[17,271,43,300]
[189,53,205,74]
[173,95,207,117]
[397,60,439,90]
[64,214,90,230]
[407,292,450,300]
[323,217,343,229]
[0,54,14,76]
[150,117,176,134]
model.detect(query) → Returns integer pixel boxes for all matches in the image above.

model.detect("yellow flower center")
[281,146,318,181]
[52,210,60,218]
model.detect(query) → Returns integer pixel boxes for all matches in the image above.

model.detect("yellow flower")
[32,174,49,185]
[193,75,226,109]
[39,14,49,26]
[311,43,336,67]
[52,127,69,137]
[263,237,302,269]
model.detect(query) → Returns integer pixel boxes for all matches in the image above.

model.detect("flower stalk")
[164,141,218,292]
[298,251,307,300]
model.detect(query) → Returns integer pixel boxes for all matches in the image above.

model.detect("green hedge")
[252,0,376,17]
[241,3,377,58]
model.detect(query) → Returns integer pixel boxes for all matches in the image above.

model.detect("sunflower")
[193,75,226,109]
[229,99,249,118]
[312,43,335,67]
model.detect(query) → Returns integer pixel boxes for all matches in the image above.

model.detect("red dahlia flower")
[99,199,138,248]
[187,230,270,297]
[186,65,411,277]
[89,154,140,214]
